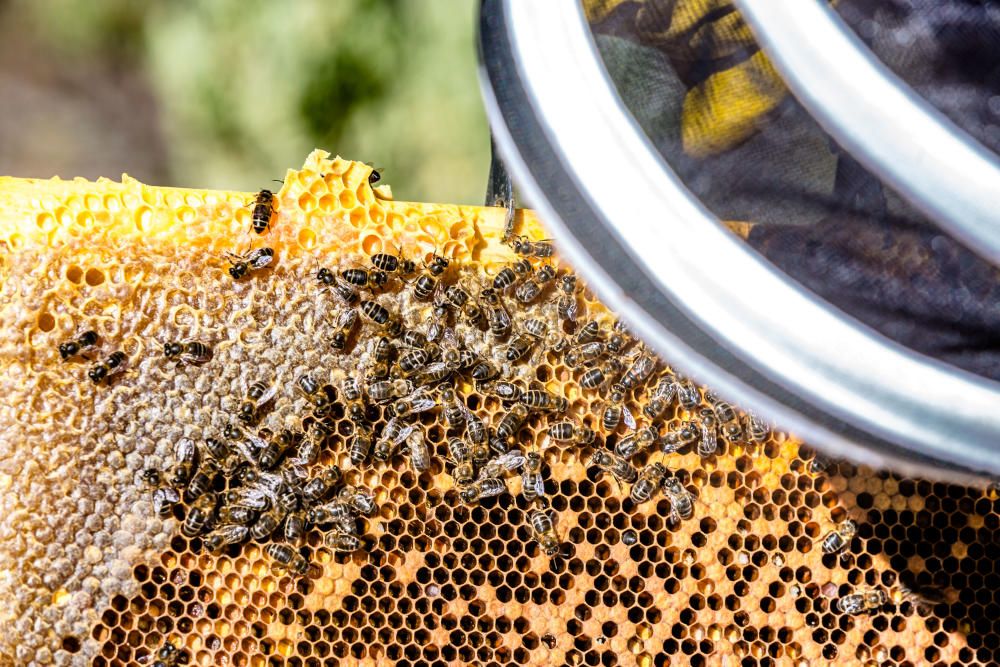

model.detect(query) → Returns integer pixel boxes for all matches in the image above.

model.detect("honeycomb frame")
[0,150,998,666]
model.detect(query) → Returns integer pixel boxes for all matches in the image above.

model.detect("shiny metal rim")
[477,0,1000,484]
[735,0,1000,268]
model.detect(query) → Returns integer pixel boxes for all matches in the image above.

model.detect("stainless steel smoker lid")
[477,0,1000,484]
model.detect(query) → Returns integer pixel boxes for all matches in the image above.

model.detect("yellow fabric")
[586,0,789,156]
[681,49,786,157]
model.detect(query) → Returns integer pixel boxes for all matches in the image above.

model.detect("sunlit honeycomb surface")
[0,150,998,667]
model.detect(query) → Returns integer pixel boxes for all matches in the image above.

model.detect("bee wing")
[531,475,546,498]
[496,450,526,471]
[175,437,198,463]
[394,424,417,447]
[181,351,208,365]
[246,384,278,406]
[622,405,637,430]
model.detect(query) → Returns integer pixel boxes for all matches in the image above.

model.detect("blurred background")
[0,0,490,204]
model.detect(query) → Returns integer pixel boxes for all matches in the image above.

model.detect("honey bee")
[704,391,743,441]
[495,404,529,443]
[204,524,249,553]
[744,410,770,444]
[447,437,475,487]
[521,388,568,412]
[615,425,660,459]
[896,583,948,614]
[368,167,382,188]
[371,247,416,275]
[264,543,309,577]
[368,377,414,403]
[370,335,394,378]
[325,531,362,552]
[491,266,518,292]
[589,450,639,485]
[342,267,389,289]
[643,374,678,420]
[307,501,356,532]
[203,436,234,468]
[504,332,538,362]
[413,254,449,300]
[661,421,699,453]
[695,412,718,457]
[58,330,98,360]
[528,508,560,556]
[360,300,393,328]
[373,418,414,462]
[520,451,545,503]
[439,387,467,429]
[317,269,360,306]
[480,287,513,338]
[406,428,431,473]
[630,462,667,504]
[580,359,624,390]
[284,510,307,542]
[601,384,636,431]
[181,493,217,537]
[487,430,508,458]
[184,458,220,502]
[510,236,554,258]
[509,258,533,278]
[556,274,578,323]
[662,477,694,524]
[547,422,596,445]
[411,361,454,386]
[397,348,429,373]
[470,358,500,383]
[514,264,556,304]
[619,353,656,392]
[338,485,376,516]
[566,341,608,368]
[482,380,523,403]
[163,341,211,365]
[348,425,374,465]
[342,375,364,403]
[170,438,199,488]
[301,466,343,504]
[226,247,274,280]
[217,504,258,526]
[820,519,857,556]
[296,374,332,412]
[836,588,887,614]
[259,430,295,470]
[142,469,180,518]
[294,421,326,466]
[152,640,186,667]
[445,285,484,326]
[809,454,831,474]
[675,378,701,410]
[573,321,600,345]
[465,411,489,461]
[238,381,277,423]
[477,450,525,481]
[225,486,273,524]
[249,189,275,234]
[329,308,359,351]
[88,351,127,384]
[393,386,436,418]
[458,477,507,504]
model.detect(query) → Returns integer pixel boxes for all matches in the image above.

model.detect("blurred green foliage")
[16,0,489,203]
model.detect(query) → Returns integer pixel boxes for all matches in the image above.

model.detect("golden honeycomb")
[1,150,998,667]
